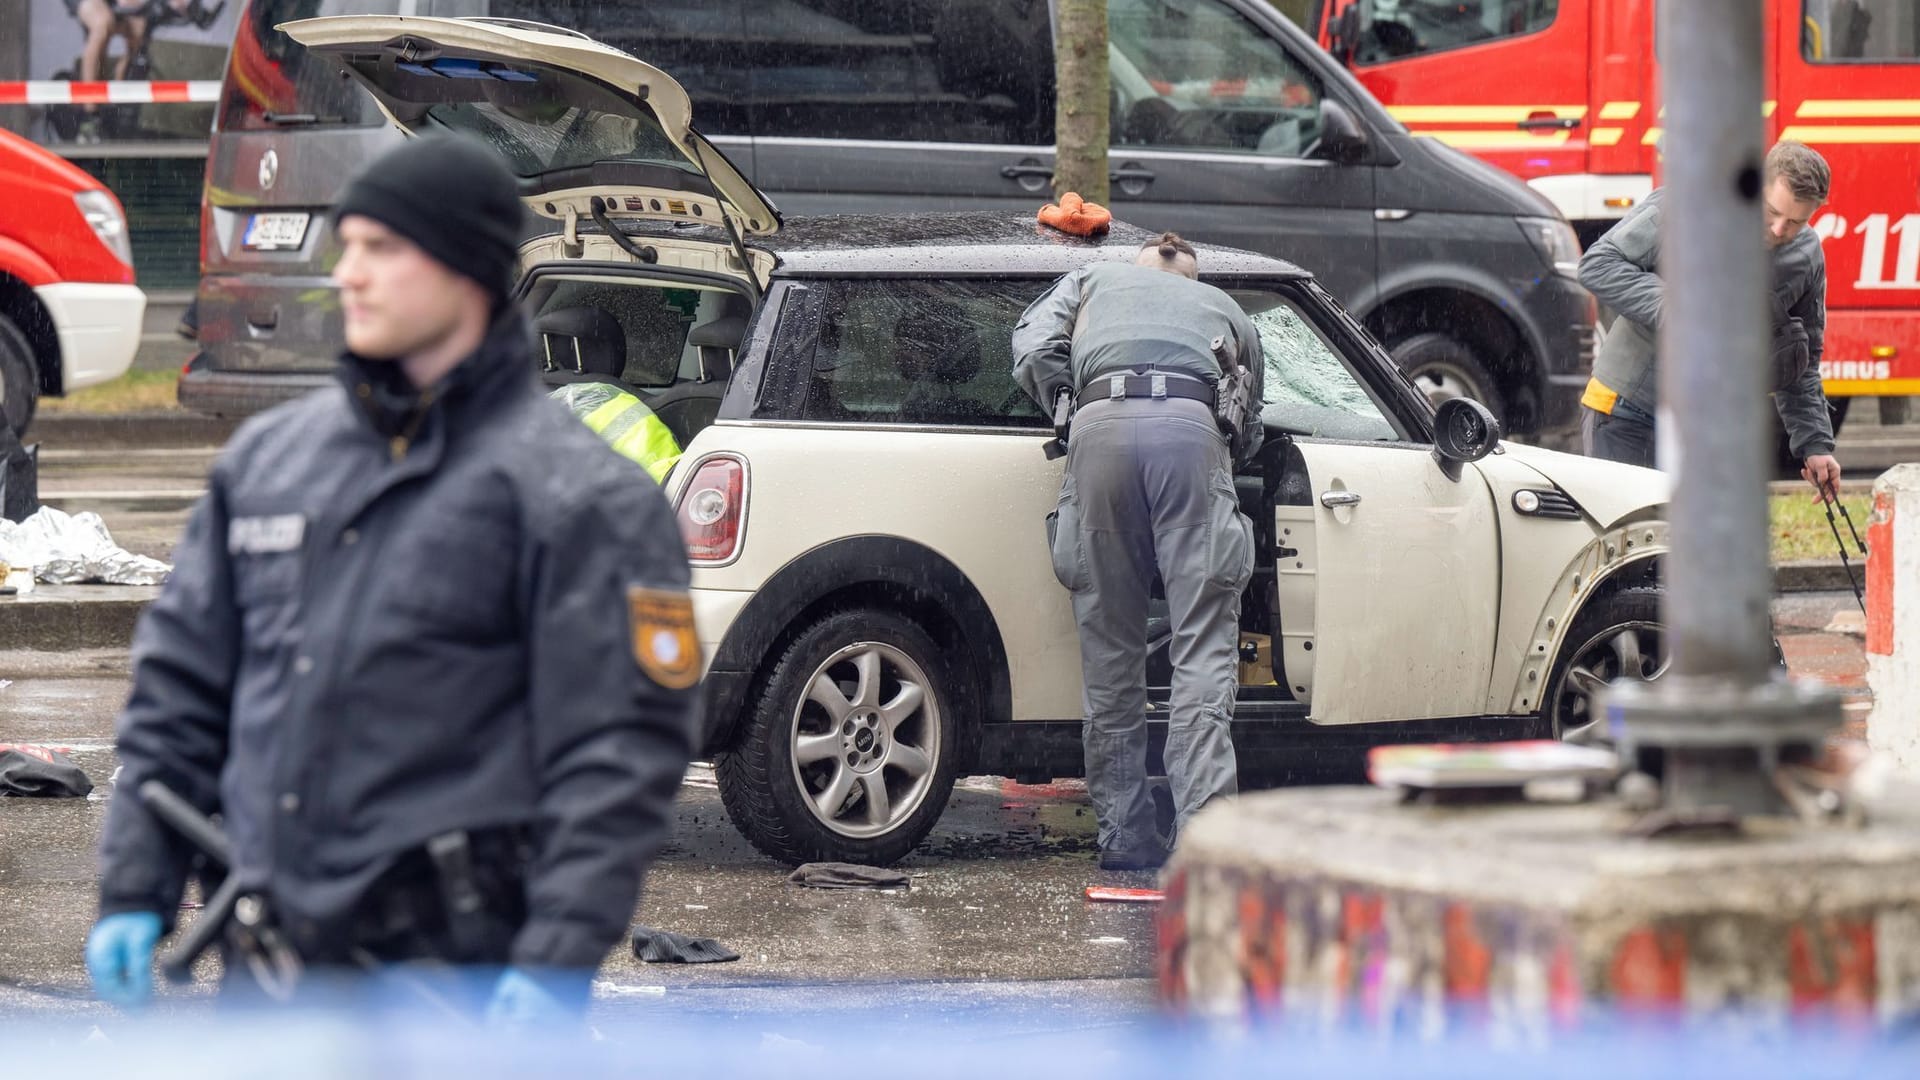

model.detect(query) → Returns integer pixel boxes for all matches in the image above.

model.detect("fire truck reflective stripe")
[0,80,220,106]
[1779,125,1920,144]
[1797,100,1920,119]
[1591,128,1626,146]
[1598,102,1642,121]
[1642,127,1665,146]
[1823,379,1920,396]
[1386,105,1587,123]
[1418,130,1574,149]
[1765,100,1778,118]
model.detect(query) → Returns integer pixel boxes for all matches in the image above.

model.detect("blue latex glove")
[483,968,583,1027]
[85,911,164,1008]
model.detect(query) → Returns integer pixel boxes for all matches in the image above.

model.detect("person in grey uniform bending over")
[1012,232,1262,871]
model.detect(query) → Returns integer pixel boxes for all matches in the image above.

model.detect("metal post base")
[1605,676,1844,819]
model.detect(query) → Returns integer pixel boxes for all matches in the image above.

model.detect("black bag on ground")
[787,862,910,890]
[0,745,92,797]
[0,427,36,523]
[632,925,739,964]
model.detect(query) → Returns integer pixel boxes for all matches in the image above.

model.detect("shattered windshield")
[1233,290,1398,441]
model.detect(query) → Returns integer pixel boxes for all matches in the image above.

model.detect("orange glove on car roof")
[1037,192,1112,237]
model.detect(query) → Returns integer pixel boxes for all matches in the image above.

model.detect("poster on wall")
[25,0,239,144]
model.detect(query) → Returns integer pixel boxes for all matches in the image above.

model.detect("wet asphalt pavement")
[1,438,1883,1034]
[0,649,1158,1032]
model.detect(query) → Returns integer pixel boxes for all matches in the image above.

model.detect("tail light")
[675,454,747,564]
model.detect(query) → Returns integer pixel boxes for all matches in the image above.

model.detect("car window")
[335,62,699,180]
[218,0,401,131]
[482,0,757,135]
[1803,0,1920,62]
[1234,289,1399,442]
[1109,0,1325,157]
[1352,0,1560,64]
[805,279,1051,427]
[522,275,736,389]
[746,0,1056,145]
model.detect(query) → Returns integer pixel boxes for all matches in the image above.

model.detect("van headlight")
[74,190,134,268]
[1518,216,1580,278]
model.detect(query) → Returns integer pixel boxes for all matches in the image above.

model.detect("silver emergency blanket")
[0,505,171,585]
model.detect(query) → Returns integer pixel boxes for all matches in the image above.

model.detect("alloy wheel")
[1551,621,1669,744]
[789,641,941,839]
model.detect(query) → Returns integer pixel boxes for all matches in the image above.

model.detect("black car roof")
[751,212,1313,281]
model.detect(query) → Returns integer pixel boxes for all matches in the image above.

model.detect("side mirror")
[1328,6,1361,66]
[1431,397,1501,481]
[1315,99,1369,165]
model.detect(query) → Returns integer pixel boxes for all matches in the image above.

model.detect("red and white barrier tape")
[0,80,222,106]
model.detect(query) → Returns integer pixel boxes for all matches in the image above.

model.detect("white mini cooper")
[291,16,1673,866]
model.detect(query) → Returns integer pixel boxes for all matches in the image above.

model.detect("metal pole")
[1607,0,1842,819]
[1657,0,1772,682]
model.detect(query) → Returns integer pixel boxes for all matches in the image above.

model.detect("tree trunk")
[1054,0,1110,205]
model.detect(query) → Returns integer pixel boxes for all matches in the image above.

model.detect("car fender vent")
[1513,488,1582,519]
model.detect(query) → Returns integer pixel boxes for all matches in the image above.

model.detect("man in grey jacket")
[1578,140,1843,498]
[1012,232,1262,871]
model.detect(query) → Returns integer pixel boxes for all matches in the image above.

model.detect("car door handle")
[1516,116,1581,131]
[1000,163,1159,184]
[1319,490,1362,508]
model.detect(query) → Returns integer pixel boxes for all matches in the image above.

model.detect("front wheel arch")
[699,536,1011,765]
[1365,285,1530,429]
[0,273,62,399]
[1542,585,1668,743]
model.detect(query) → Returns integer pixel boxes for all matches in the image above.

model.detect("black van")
[183,0,1595,436]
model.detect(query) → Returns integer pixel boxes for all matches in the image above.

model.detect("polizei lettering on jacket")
[228,514,306,555]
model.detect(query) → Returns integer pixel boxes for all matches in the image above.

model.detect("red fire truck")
[1304,0,1920,425]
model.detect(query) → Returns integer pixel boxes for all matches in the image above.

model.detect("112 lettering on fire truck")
[1303,0,1920,430]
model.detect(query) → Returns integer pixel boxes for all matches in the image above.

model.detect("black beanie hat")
[335,133,526,306]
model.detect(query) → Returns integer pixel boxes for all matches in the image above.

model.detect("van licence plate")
[243,212,311,251]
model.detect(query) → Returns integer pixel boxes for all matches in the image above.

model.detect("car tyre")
[1544,586,1668,745]
[1390,331,1506,426]
[716,608,960,866]
[0,314,40,439]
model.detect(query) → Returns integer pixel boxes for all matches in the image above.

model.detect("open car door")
[1249,285,1501,725]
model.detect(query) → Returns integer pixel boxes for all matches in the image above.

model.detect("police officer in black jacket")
[84,134,699,1022]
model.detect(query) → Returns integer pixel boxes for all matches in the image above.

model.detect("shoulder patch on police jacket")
[629,587,701,689]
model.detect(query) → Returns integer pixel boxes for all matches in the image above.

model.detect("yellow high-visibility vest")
[550,383,682,483]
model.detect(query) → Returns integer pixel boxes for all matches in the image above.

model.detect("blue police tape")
[8,988,1918,1078]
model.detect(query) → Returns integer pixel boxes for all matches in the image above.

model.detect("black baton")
[137,781,242,983]
[136,780,474,1022]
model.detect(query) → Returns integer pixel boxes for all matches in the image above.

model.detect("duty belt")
[1077,372,1215,410]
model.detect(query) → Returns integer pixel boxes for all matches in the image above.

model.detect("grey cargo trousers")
[1048,396,1253,854]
